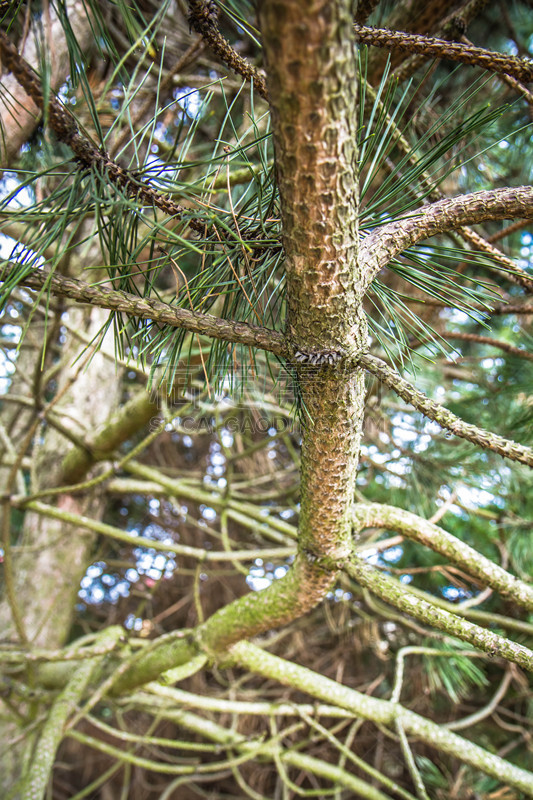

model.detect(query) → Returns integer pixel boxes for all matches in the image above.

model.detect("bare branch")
[445,331,533,361]
[232,640,533,796]
[457,224,533,292]
[358,352,533,467]
[360,79,533,291]
[354,23,533,82]
[353,503,533,610]
[391,0,492,83]
[360,186,533,290]
[0,264,287,357]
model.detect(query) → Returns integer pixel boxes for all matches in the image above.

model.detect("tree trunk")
[0,307,121,790]
[261,0,367,562]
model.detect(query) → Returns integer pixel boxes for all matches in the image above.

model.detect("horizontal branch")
[343,556,533,671]
[359,353,533,467]
[0,264,287,357]
[17,499,294,563]
[231,640,533,797]
[446,331,533,362]
[360,186,533,290]
[401,296,533,315]
[354,24,533,82]
[71,704,392,799]
[353,503,533,610]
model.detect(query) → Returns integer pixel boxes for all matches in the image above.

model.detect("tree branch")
[358,352,533,467]
[18,627,123,799]
[187,0,268,100]
[360,186,533,290]
[456,223,533,292]
[0,29,205,232]
[446,331,533,361]
[0,1,93,168]
[360,77,533,292]
[353,503,533,610]
[0,264,287,357]
[390,0,492,83]
[354,24,533,82]
[231,640,533,797]
[343,555,533,672]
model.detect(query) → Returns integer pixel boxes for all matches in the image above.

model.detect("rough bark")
[353,503,533,610]
[0,263,288,358]
[261,0,366,563]
[360,186,533,290]
[354,24,533,82]
[78,0,371,692]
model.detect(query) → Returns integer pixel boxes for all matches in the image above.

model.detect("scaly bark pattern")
[354,24,533,82]
[360,186,533,291]
[261,0,367,561]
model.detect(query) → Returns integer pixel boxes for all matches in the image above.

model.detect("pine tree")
[1,1,533,797]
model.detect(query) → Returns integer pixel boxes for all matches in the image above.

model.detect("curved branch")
[360,186,533,290]
[354,24,533,82]
[353,503,533,610]
[232,641,533,797]
[0,29,205,232]
[187,1,268,100]
[0,264,287,357]
[360,78,533,292]
[390,0,492,83]
[359,352,533,467]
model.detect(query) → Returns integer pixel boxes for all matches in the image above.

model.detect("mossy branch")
[353,503,533,610]
[230,641,533,797]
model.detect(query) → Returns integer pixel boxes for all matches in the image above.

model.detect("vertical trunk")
[0,308,120,647]
[0,307,121,791]
[260,0,366,562]
[127,0,369,671]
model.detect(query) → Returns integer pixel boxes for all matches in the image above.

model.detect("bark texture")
[261,0,366,561]
[360,186,533,290]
